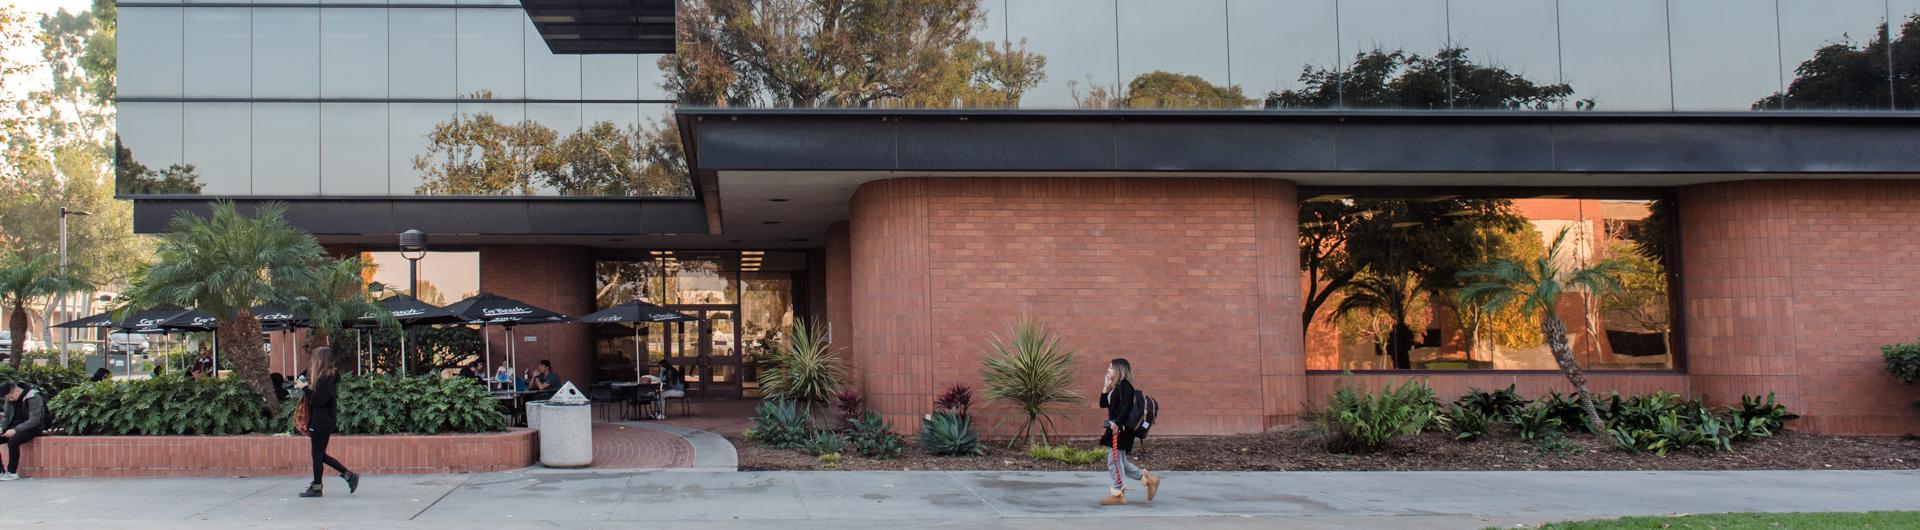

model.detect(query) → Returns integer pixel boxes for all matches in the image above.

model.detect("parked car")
[0,331,41,358]
[109,332,151,356]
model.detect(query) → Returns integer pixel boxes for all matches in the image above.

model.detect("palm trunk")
[218,311,279,409]
[1542,315,1607,433]
[8,304,26,369]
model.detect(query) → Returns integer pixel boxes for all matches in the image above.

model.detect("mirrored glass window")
[321,103,390,195]
[1335,0,1449,108]
[183,8,250,98]
[456,9,527,99]
[118,8,185,98]
[1774,0,1892,110]
[527,103,583,195]
[322,8,388,98]
[390,9,457,99]
[254,103,321,195]
[1669,0,1782,110]
[389,102,458,195]
[1558,0,1673,111]
[583,55,641,101]
[1446,0,1567,110]
[254,8,321,98]
[1116,0,1239,108]
[361,251,480,306]
[1228,0,1339,109]
[1006,0,1118,108]
[524,17,582,99]
[1897,0,1920,107]
[182,103,252,195]
[117,102,188,195]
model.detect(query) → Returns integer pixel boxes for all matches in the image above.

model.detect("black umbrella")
[351,294,460,374]
[113,306,192,374]
[443,293,569,382]
[577,300,695,382]
[250,304,308,376]
[158,309,222,375]
[52,311,118,329]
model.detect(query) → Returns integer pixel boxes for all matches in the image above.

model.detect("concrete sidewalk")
[4,469,1916,529]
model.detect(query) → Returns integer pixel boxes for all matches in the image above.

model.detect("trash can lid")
[547,382,590,404]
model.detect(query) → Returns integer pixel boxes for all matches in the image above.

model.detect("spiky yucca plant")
[980,317,1082,447]
[1459,226,1633,434]
[757,319,846,422]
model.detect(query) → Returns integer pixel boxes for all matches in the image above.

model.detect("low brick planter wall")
[13,429,538,478]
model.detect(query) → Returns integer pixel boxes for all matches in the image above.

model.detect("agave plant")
[1459,226,1634,434]
[980,317,1082,447]
[757,319,847,422]
[920,411,983,456]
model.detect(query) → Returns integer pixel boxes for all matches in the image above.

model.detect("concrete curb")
[620,421,739,471]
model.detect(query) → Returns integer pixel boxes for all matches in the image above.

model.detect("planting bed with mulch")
[730,427,1920,472]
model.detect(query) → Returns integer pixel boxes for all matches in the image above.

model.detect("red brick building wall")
[479,245,594,387]
[1678,180,1920,435]
[848,177,1303,436]
[826,221,856,387]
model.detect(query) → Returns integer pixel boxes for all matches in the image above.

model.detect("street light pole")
[398,229,427,375]
[56,207,90,366]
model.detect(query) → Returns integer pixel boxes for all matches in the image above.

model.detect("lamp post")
[398,230,426,375]
[56,207,90,366]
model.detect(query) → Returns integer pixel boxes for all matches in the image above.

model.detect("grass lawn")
[1508,512,1920,529]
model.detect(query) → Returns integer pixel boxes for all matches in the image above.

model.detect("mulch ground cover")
[730,427,1920,472]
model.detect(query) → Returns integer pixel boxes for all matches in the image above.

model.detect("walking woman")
[1098,358,1159,505]
[295,347,359,498]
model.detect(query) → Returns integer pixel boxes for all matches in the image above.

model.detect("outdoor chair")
[628,384,658,420]
[587,383,623,423]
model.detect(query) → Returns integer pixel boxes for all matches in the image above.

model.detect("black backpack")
[1127,390,1159,439]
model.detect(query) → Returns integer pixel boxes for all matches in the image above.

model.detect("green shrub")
[757,320,847,420]
[1444,403,1492,441]
[802,431,845,457]
[1321,379,1439,453]
[0,365,87,399]
[337,375,504,435]
[749,400,811,449]
[1026,444,1108,465]
[1539,391,1592,432]
[1883,338,1920,384]
[847,410,903,459]
[817,452,842,465]
[920,411,983,456]
[1510,402,1565,442]
[1726,392,1799,440]
[1454,384,1526,420]
[1529,433,1579,456]
[50,375,273,435]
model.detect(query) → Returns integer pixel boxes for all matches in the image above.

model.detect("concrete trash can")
[538,382,593,468]
[525,400,549,431]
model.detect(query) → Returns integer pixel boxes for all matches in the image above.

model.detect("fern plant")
[1445,403,1491,441]
[1510,402,1564,442]
[980,318,1082,447]
[1321,378,1438,453]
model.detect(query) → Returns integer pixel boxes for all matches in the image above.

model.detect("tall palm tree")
[120,201,322,408]
[1458,226,1633,433]
[1331,272,1424,369]
[0,252,87,369]
[286,257,397,371]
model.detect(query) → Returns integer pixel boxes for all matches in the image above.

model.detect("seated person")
[651,359,686,420]
[529,360,561,392]
[91,368,112,382]
[0,382,50,480]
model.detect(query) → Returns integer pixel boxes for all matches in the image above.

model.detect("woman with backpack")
[1098,358,1159,505]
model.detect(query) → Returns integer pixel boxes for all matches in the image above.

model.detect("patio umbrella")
[54,312,124,376]
[576,300,695,381]
[354,294,460,374]
[160,309,221,376]
[114,306,187,373]
[251,304,308,377]
[443,293,569,385]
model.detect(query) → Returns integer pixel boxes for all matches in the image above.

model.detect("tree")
[1072,71,1254,109]
[412,113,558,196]
[1447,223,1547,364]
[120,202,325,408]
[286,256,395,357]
[0,252,86,367]
[1459,227,1636,433]
[1756,15,1919,109]
[33,3,113,145]
[0,5,35,146]
[1267,47,1582,110]
[1331,272,1426,369]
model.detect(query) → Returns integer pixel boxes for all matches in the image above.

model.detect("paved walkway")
[2,469,1914,528]
[589,423,694,469]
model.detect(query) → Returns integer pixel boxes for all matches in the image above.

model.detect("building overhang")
[129,196,709,244]
[675,107,1920,244]
[521,0,675,55]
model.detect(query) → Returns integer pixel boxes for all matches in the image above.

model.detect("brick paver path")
[591,422,695,469]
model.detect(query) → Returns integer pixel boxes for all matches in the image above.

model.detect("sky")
[3,0,93,99]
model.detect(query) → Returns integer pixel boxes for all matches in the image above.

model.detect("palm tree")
[287,257,397,371]
[1331,272,1424,369]
[980,317,1082,447]
[120,201,323,408]
[0,252,87,369]
[1458,226,1633,433]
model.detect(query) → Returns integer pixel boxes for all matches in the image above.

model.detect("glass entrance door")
[664,306,741,399]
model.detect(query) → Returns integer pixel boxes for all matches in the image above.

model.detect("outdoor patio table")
[609,382,661,420]
[492,390,542,426]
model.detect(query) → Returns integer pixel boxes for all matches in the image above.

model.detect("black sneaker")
[299,484,323,498]
[343,472,360,494]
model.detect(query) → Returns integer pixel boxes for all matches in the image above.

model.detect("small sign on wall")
[523,336,537,342]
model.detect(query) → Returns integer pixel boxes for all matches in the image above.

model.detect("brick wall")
[16,429,536,478]
[1679,180,1920,435]
[480,245,594,387]
[826,221,856,387]
[848,177,1303,436]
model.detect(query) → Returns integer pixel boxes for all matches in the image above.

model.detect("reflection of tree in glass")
[595,261,653,308]
[113,136,203,195]
[412,113,556,196]
[411,114,695,197]
[1448,224,1546,363]
[1757,15,1918,109]
[1267,48,1583,110]
[1331,272,1429,369]
[1599,242,1670,354]
[1071,71,1254,109]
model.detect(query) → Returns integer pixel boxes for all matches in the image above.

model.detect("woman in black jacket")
[295,347,359,498]
[1097,358,1159,505]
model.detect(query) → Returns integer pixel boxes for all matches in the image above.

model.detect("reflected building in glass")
[121,0,1920,436]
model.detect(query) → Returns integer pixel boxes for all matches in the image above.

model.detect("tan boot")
[1142,471,1160,502]
[1099,489,1127,506]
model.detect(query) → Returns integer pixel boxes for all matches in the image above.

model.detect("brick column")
[479,245,594,386]
[849,180,934,430]
[826,221,856,388]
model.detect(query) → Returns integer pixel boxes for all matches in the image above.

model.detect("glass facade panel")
[321,103,389,195]
[524,18,582,100]
[1775,0,1892,110]
[1302,194,1674,371]
[1335,0,1449,108]
[1669,0,1782,110]
[388,102,456,195]
[1006,0,1118,108]
[1446,0,1567,110]
[667,252,739,305]
[526,103,582,195]
[118,8,184,98]
[117,102,187,193]
[183,8,250,98]
[1899,1,1920,108]
[321,8,388,98]
[582,55,641,101]
[253,103,321,195]
[181,103,251,195]
[389,9,457,99]
[456,9,526,99]
[1228,0,1339,109]
[1116,0,1238,108]
[1558,0,1673,111]
[253,8,321,98]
